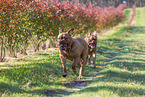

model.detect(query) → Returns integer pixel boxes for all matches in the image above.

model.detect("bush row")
[0,0,127,58]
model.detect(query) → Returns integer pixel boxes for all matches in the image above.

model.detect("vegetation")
[0,6,145,97]
[0,0,127,61]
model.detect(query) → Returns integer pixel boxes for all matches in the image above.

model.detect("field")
[0,7,145,97]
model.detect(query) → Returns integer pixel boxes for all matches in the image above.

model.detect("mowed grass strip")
[67,7,145,97]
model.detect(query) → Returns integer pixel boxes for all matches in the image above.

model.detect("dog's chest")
[61,50,76,61]
[89,48,96,55]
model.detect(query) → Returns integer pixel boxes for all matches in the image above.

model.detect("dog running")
[58,28,88,79]
[85,32,97,68]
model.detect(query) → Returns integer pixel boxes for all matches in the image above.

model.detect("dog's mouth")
[60,43,68,50]
[89,43,96,49]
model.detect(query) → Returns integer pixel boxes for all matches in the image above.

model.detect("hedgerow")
[0,0,127,59]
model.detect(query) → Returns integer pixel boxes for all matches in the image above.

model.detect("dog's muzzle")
[59,40,68,50]
[89,41,96,49]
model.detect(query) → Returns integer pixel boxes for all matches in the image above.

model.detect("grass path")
[0,7,145,97]
[67,7,145,97]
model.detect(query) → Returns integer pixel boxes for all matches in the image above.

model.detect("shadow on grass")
[0,82,25,93]
[97,69,145,83]
[111,60,145,71]
[78,85,145,96]
[0,61,74,96]
[44,89,72,96]
[0,82,72,96]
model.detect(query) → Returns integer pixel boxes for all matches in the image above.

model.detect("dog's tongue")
[60,44,67,50]
[60,44,64,46]
[61,47,66,50]
[89,44,95,49]
[91,46,95,48]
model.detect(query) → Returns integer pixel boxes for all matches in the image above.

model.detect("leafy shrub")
[0,0,127,58]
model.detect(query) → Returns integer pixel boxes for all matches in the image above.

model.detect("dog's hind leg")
[92,53,96,68]
[87,54,91,65]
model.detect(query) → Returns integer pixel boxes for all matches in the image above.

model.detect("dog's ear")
[88,33,91,36]
[59,29,64,34]
[67,28,74,35]
[93,31,97,36]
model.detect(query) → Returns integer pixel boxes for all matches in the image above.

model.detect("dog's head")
[58,28,74,50]
[87,32,97,49]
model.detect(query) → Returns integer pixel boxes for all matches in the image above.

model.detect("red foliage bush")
[0,0,127,56]
[117,4,128,11]
[1,0,126,36]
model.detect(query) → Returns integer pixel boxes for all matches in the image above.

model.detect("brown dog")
[58,28,88,79]
[86,32,97,68]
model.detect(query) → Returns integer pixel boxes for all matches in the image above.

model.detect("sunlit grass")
[136,7,145,26]
[0,48,73,96]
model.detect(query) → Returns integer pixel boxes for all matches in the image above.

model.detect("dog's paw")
[72,69,77,73]
[72,65,77,73]
[87,62,91,65]
[92,65,96,68]
[62,74,67,77]
[77,75,84,79]
[62,73,67,77]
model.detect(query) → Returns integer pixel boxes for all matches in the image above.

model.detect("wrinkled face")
[58,33,71,50]
[88,35,97,49]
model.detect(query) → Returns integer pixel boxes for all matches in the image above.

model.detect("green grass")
[0,48,98,96]
[122,8,131,24]
[136,7,145,26]
[0,49,70,96]
[68,7,145,97]
[0,7,145,97]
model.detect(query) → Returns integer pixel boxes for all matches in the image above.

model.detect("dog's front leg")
[61,56,67,77]
[92,53,96,68]
[78,58,86,79]
[87,55,91,65]
[72,57,80,73]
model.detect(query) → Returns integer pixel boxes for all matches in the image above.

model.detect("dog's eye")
[60,37,63,39]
